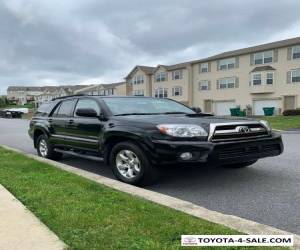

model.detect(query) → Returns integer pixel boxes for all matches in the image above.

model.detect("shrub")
[282,109,300,116]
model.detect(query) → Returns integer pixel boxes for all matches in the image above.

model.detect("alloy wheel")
[39,139,48,157]
[116,150,141,179]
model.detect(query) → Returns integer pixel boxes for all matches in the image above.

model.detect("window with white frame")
[199,62,209,73]
[156,72,167,82]
[219,58,235,70]
[218,77,236,89]
[133,75,144,84]
[154,88,168,98]
[198,80,210,91]
[292,46,300,59]
[266,72,274,85]
[252,74,262,85]
[292,69,300,83]
[132,90,144,96]
[172,86,182,96]
[172,70,182,80]
[254,51,273,65]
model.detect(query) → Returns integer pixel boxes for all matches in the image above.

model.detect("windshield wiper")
[114,112,159,116]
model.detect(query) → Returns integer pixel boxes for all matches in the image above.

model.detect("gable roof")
[125,65,156,79]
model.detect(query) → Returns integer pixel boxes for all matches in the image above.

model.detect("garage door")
[253,99,280,116]
[214,101,236,116]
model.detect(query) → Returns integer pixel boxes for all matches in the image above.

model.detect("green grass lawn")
[260,116,300,130]
[0,147,286,250]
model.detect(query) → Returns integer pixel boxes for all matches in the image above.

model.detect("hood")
[111,114,254,130]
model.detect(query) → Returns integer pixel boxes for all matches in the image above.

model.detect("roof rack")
[52,94,87,101]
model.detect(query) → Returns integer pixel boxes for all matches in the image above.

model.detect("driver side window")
[74,99,100,117]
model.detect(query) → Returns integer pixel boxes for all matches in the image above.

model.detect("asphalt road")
[0,118,300,234]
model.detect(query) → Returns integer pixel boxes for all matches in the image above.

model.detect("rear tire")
[222,160,257,169]
[109,141,160,186]
[36,134,63,160]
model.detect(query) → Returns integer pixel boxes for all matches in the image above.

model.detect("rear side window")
[53,100,75,118]
[35,102,56,117]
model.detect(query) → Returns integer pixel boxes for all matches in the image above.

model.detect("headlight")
[157,124,208,137]
[260,120,272,132]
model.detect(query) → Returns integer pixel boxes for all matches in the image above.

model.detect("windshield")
[102,97,195,115]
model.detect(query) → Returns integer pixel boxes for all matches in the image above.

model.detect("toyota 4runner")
[29,96,283,186]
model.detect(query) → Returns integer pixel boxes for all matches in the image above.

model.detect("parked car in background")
[0,108,28,118]
[29,96,283,186]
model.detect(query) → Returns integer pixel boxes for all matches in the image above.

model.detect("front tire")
[222,160,257,169]
[110,141,159,186]
[36,134,63,160]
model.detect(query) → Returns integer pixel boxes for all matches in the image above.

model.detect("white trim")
[291,68,300,83]
[218,77,236,89]
[198,80,209,91]
[218,58,236,70]
[292,45,300,60]
[254,50,273,65]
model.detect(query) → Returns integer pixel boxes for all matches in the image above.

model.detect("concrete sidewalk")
[0,185,66,250]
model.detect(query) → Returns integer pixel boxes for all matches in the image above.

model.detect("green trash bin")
[239,110,246,117]
[263,107,275,116]
[230,108,240,116]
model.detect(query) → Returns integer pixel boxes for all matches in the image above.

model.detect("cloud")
[0,0,300,94]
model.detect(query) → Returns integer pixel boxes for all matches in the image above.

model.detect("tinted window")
[74,99,100,116]
[55,100,75,118]
[35,102,57,117]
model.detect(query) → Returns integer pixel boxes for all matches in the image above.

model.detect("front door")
[284,96,296,110]
[65,98,103,152]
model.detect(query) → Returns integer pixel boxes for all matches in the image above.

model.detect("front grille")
[219,144,281,160]
[210,122,269,142]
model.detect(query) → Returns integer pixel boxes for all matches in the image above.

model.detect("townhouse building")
[7,86,43,105]
[125,66,155,97]
[7,85,88,107]
[191,37,300,115]
[126,37,300,115]
[151,63,192,106]
[74,82,129,96]
[125,64,193,105]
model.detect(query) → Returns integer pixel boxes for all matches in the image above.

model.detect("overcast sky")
[1,0,300,94]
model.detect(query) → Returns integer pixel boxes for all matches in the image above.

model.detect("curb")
[1,145,299,248]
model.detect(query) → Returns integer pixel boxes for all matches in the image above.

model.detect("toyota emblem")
[236,126,250,133]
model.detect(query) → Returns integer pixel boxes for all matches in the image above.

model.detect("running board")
[55,148,104,162]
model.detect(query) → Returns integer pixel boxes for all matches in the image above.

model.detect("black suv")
[29,96,283,185]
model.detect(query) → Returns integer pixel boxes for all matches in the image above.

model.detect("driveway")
[0,118,299,234]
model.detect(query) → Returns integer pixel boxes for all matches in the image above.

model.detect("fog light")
[180,152,193,160]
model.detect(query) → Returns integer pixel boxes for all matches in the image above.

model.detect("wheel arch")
[33,127,49,148]
[103,131,148,165]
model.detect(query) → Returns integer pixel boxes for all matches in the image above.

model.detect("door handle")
[69,119,74,124]
[48,118,53,123]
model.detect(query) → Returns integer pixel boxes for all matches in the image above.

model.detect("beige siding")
[114,83,127,96]
[128,68,152,96]
[152,66,191,105]
[192,45,300,114]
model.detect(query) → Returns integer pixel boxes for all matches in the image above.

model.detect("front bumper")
[148,133,283,166]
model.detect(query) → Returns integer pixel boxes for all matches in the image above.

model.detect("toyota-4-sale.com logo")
[181,235,294,247]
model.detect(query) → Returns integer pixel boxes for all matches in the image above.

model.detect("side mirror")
[191,107,202,113]
[75,108,98,117]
